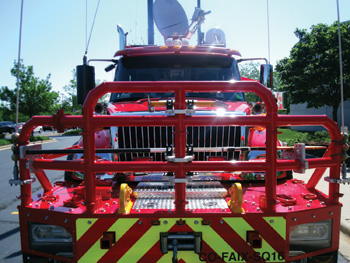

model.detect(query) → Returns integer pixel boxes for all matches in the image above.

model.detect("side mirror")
[260,64,273,89]
[76,64,95,105]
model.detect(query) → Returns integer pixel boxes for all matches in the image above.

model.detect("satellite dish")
[205,28,226,46]
[153,0,189,39]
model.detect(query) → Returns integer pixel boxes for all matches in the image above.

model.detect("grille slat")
[118,126,240,161]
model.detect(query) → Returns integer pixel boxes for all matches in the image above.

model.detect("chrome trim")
[111,111,244,162]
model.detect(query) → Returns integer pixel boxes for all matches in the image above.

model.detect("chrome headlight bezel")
[289,220,332,253]
[29,223,73,255]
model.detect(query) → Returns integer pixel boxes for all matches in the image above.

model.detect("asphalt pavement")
[0,133,349,262]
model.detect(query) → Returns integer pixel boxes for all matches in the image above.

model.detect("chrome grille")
[117,126,240,161]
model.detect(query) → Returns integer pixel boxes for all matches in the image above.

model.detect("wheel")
[64,154,74,181]
[64,141,80,181]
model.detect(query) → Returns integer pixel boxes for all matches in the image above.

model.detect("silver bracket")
[281,143,308,173]
[324,177,350,185]
[173,178,188,183]
[166,156,193,163]
[147,94,154,112]
[20,144,42,159]
[324,163,350,185]
[9,177,36,186]
[20,144,43,173]
[166,109,195,115]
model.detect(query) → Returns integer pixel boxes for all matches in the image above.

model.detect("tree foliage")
[238,61,282,104]
[276,21,350,122]
[62,69,107,113]
[63,69,80,113]
[0,61,59,120]
[238,61,261,103]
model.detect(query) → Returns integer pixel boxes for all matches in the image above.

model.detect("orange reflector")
[151,220,160,226]
[201,220,211,225]
[176,220,186,226]
[254,126,265,132]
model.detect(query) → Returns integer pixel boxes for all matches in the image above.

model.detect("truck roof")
[114,45,241,58]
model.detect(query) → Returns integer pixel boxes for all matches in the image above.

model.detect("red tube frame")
[17,81,343,213]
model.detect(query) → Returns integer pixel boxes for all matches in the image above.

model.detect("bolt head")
[11,133,19,142]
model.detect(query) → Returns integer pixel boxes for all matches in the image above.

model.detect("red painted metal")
[34,170,53,193]
[114,45,242,58]
[17,81,343,215]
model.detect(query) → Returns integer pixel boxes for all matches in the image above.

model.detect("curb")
[0,144,12,151]
[341,218,350,237]
[0,139,57,152]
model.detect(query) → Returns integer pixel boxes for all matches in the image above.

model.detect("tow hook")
[172,239,178,263]
[160,232,202,263]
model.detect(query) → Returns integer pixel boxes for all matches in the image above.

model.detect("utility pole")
[336,0,345,134]
[16,0,24,133]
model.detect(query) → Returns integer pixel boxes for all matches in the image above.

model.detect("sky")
[1,0,349,100]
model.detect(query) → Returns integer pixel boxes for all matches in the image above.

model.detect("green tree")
[62,69,107,113]
[238,61,261,103]
[276,21,350,122]
[238,61,282,103]
[63,69,79,113]
[0,61,59,119]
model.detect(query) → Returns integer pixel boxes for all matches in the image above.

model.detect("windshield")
[110,55,244,103]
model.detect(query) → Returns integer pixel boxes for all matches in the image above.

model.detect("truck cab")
[11,4,347,263]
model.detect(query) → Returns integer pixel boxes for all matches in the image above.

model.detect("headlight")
[289,220,332,253]
[29,223,72,255]
[31,224,72,242]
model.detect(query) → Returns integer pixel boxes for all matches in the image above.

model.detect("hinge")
[281,143,308,173]
[9,177,36,186]
[324,177,350,185]
[20,144,43,173]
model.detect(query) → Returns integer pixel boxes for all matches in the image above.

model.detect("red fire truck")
[10,1,349,262]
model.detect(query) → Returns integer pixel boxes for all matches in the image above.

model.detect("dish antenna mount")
[153,0,210,44]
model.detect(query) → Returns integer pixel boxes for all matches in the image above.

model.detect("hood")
[108,99,250,115]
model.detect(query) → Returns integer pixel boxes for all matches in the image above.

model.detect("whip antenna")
[266,0,271,64]
[84,0,101,63]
